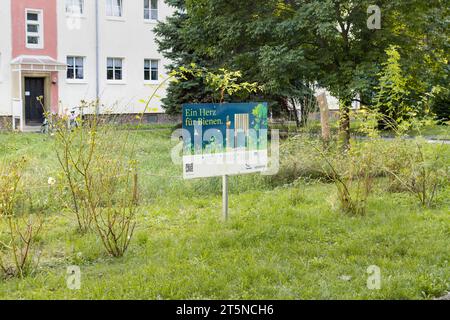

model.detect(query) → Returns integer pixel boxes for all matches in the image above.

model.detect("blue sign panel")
[182,103,268,179]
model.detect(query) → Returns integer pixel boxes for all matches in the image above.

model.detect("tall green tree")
[157,0,449,137]
[156,0,317,123]
[391,1,449,121]
[154,0,215,114]
[184,0,398,147]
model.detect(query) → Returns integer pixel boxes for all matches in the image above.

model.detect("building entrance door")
[24,77,45,125]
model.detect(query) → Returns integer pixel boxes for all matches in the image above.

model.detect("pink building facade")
[11,0,58,58]
[11,0,60,121]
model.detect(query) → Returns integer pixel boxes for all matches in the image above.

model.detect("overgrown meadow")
[0,120,449,299]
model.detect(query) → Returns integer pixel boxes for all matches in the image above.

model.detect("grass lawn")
[409,124,450,140]
[0,130,449,300]
[272,119,450,140]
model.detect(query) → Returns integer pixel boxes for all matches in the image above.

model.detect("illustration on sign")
[182,103,268,179]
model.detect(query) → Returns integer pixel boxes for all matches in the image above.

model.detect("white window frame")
[106,0,123,18]
[25,9,44,49]
[144,59,160,83]
[66,0,85,16]
[107,57,125,82]
[144,0,158,22]
[66,56,86,82]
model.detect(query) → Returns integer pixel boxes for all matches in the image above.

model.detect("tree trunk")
[317,93,331,143]
[300,96,309,127]
[290,98,301,128]
[339,97,352,150]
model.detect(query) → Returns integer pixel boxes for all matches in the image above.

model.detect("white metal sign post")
[223,175,229,221]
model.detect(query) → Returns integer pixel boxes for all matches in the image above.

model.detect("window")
[144,59,159,81]
[106,0,123,17]
[66,0,84,15]
[67,56,85,80]
[107,58,123,80]
[144,0,158,20]
[26,10,43,48]
[147,115,158,123]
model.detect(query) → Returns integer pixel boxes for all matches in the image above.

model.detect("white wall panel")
[0,0,12,116]
[58,0,173,115]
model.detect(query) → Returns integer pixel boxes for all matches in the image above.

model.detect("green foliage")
[374,46,414,126]
[388,1,449,121]
[157,0,449,143]
[154,0,215,114]
[156,0,354,120]
[430,85,450,122]
[205,69,262,103]
[172,64,262,103]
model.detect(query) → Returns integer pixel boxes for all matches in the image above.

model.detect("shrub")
[270,134,333,186]
[312,140,380,215]
[357,109,449,208]
[0,159,43,278]
[53,113,92,233]
[273,133,380,215]
[430,85,450,122]
[382,138,449,207]
[53,112,138,257]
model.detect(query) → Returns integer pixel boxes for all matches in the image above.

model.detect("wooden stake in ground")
[317,93,331,142]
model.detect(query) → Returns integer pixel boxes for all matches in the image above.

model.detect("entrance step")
[22,125,41,133]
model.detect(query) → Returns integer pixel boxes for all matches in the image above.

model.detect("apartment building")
[0,0,174,131]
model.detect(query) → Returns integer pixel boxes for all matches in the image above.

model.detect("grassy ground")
[0,130,449,300]
[272,120,450,140]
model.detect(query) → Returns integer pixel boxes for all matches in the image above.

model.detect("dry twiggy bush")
[0,159,43,278]
[53,107,139,257]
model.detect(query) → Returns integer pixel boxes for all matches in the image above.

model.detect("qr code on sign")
[185,163,194,173]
